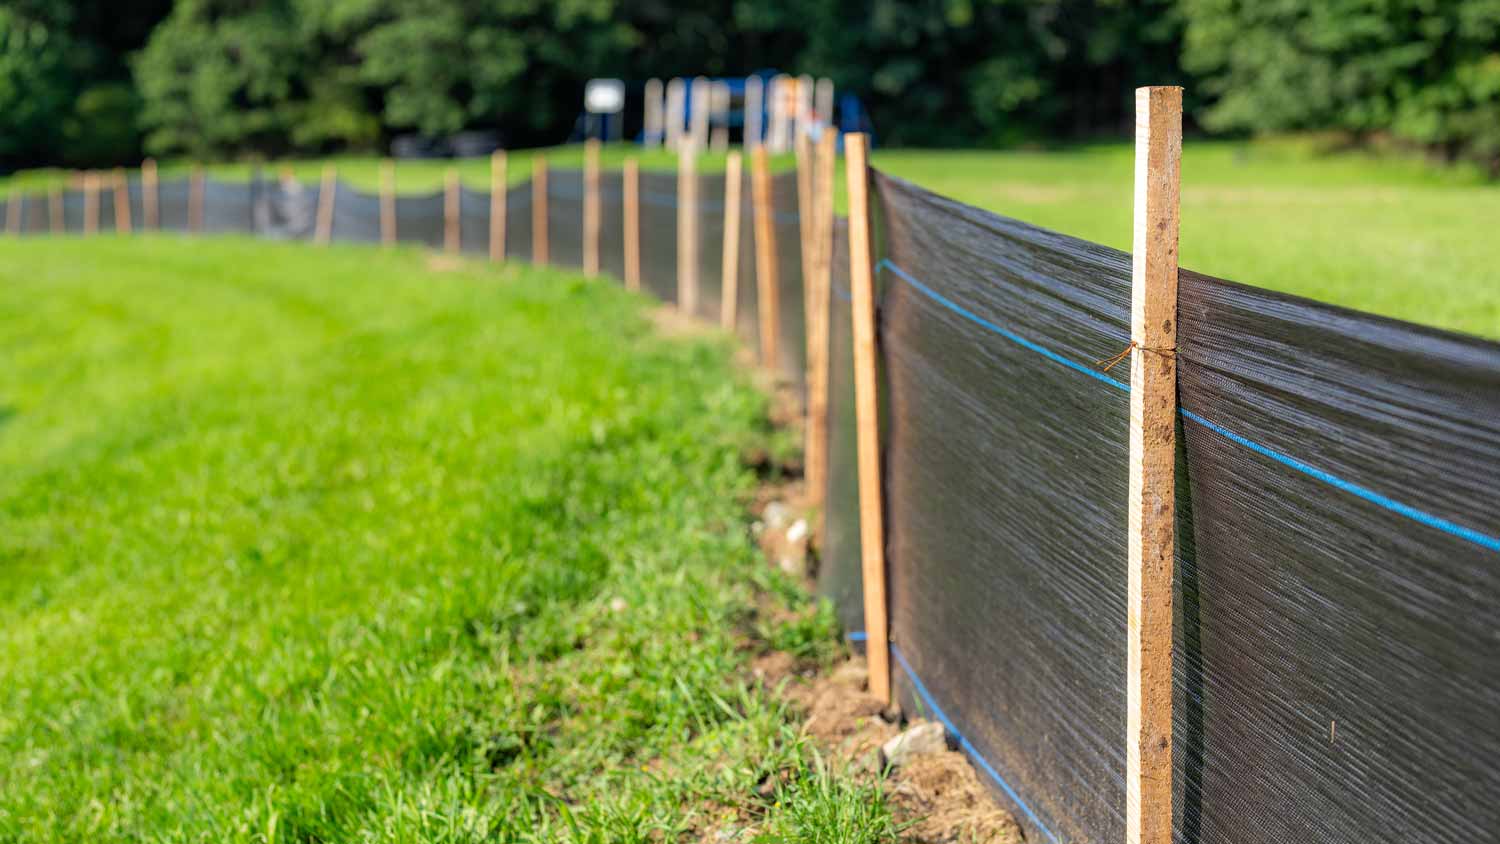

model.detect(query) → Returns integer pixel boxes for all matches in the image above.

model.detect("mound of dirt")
[757,656,1023,843]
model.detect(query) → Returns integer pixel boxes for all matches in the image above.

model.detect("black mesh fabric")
[870,170,1131,844]
[768,171,806,387]
[201,178,254,234]
[547,169,584,270]
[599,172,626,282]
[98,185,118,232]
[505,182,533,263]
[818,218,863,636]
[1171,271,1500,844]
[328,183,383,244]
[638,172,677,305]
[158,180,191,232]
[693,170,725,323]
[393,192,443,248]
[458,185,491,256]
[733,177,762,355]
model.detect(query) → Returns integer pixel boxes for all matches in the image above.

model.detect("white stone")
[880,722,948,768]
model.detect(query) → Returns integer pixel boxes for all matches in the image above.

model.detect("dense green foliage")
[0,236,887,841]
[1183,0,1500,172]
[0,0,168,167]
[3,0,1500,173]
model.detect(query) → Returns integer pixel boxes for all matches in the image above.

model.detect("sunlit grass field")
[6,137,1498,338]
[0,237,893,842]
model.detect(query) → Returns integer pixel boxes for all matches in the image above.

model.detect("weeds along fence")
[7,91,1500,844]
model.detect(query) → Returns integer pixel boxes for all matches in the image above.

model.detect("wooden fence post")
[844,133,890,705]
[142,159,159,230]
[623,158,640,291]
[532,156,548,264]
[380,159,396,247]
[584,138,601,277]
[189,165,205,234]
[1126,85,1181,844]
[489,150,507,261]
[314,165,336,245]
[444,168,460,253]
[805,131,837,512]
[677,148,699,314]
[751,146,780,369]
[5,189,19,236]
[720,151,743,331]
[84,172,100,236]
[49,184,62,233]
[795,132,815,304]
[113,168,132,234]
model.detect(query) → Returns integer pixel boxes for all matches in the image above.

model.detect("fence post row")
[532,156,549,265]
[805,131,837,515]
[842,133,891,705]
[720,151,743,331]
[623,158,641,291]
[584,139,601,277]
[1127,85,1182,844]
[315,165,336,246]
[489,150,507,262]
[113,168,132,234]
[750,146,780,369]
[48,183,62,233]
[83,172,100,236]
[5,188,19,236]
[379,159,395,246]
[189,165,205,234]
[142,159,159,231]
[676,147,699,314]
[444,168,460,254]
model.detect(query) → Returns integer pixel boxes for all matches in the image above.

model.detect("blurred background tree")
[1182,0,1500,173]
[1,0,1498,174]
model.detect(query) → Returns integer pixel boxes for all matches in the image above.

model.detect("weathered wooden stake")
[84,172,100,236]
[142,159,159,230]
[805,131,837,512]
[584,139,601,277]
[751,146,780,369]
[489,150,507,261]
[795,132,815,316]
[315,164,336,245]
[720,151,743,331]
[189,165,205,234]
[5,189,19,235]
[677,148,699,314]
[49,184,62,233]
[532,156,549,264]
[623,158,641,291]
[113,168,132,233]
[444,168,460,253]
[380,159,396,246]
[1127,85,1181,844]
[844,132,890,705]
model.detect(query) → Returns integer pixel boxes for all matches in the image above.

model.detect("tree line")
[2,0,1498,173]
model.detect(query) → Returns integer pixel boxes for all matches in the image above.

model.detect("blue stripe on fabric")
[1179,410,1500,552]
[841,631,1062,844]
[876,259,1128,392]
[875,258,1500,554]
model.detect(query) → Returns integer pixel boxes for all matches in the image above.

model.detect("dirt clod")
[881,722,949,769]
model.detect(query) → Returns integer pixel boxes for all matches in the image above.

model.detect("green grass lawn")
[0,236,892,842]
[6,137,1498,338]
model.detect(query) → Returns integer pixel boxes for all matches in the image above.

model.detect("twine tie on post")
[1096,341,1176,374]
